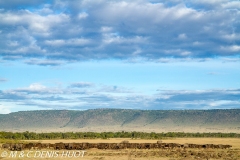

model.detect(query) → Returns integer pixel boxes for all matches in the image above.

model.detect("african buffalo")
[10,143,23,151]
[55,142,65,150]
[2,143,11,150]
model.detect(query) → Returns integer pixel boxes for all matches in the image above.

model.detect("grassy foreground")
[1,138,240,160]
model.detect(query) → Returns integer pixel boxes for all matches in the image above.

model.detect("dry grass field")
[6,126,240,133]
[1,138,240,160]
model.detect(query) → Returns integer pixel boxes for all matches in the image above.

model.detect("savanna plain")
[1,138,240,160]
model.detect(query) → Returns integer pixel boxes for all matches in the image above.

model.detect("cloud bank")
[0,0,239,65]
[0,82,239,111]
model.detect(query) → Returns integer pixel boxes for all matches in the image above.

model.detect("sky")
[0,0,240,114]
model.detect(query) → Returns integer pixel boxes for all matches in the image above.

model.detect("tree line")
[0,131,240,140]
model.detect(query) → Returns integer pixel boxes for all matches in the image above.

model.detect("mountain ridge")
[1,109,240,133]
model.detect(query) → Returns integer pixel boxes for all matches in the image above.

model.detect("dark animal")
[2,143,11,150]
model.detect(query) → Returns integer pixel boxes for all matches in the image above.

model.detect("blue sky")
[0,0,240,113]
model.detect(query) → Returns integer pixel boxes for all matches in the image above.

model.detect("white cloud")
[180,51,191,56]
[222,33,240,41]
[0,105,11,114]
[229,45,240,52]
[13,83,63,94]
[209,100,240,107]
[178,33,187,40]
[222,1,240,9]
[103,33,147,44]
[36,4,54,14]
[100,26,113,33]
[93,2,202,25]
[221,45,240,52]
[29,83,47,90]
[0,10,69,38]
[163,49,192,57]
[45,39,65,46]
[78,12,88,19]
[132,48,142,55]
[45,38,90,46]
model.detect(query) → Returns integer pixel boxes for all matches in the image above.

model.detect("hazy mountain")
[1,109,240,133]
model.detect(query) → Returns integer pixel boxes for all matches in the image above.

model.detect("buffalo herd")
[1,141,232,151]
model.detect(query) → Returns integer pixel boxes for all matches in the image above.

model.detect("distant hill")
[1,109,240,133]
